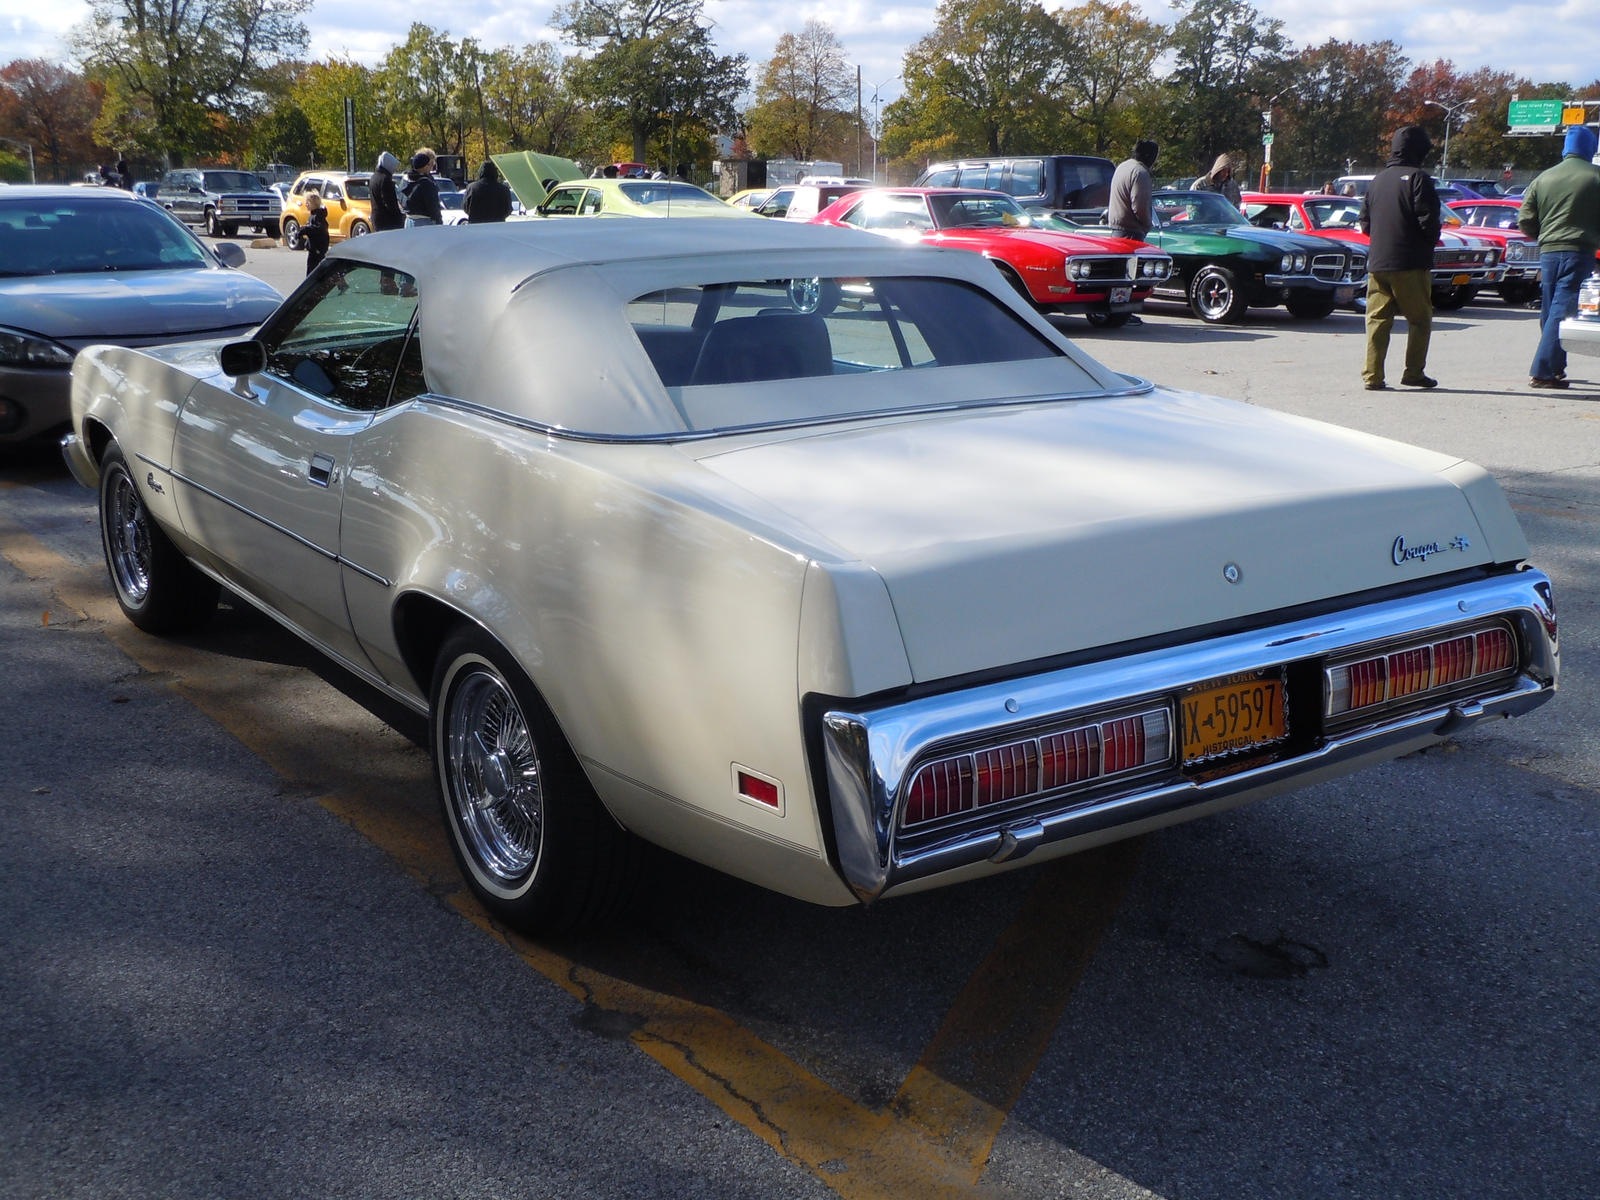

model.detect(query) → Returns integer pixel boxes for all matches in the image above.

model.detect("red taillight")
[1352,658,1386,709]
[1388,645,1431,700]
[1433,635,1473,686]
[1101,716,1146,774]
[974,741,1038,807]
[1476,627,1515,674]
[905,757,972,825]
[1327,623,1518,717]
[1039,726,1099,789]
[902,709,1169,829]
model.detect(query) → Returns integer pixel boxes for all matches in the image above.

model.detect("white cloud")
[3,0,1597,96]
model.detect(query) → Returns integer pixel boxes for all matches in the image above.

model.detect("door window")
[256,262,422,411]
[579,189,604,215]
[543,187,583,215]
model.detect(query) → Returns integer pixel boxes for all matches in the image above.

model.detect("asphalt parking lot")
[1,237,1596,1200]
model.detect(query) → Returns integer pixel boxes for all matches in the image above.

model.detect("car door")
[321,180,348,235]
[165,172,199,226]
[171,260,421,665]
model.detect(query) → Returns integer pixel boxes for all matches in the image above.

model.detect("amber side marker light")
[1325,625,1517,718]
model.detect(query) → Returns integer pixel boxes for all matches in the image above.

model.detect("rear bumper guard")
[821,570,1557,902]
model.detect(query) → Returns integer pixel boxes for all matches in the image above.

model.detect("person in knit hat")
[1192,153,1241,208]
[369,151,406,232]
[1518,124,1600,388]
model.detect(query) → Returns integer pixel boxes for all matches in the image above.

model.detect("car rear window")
[624,274,1085,431]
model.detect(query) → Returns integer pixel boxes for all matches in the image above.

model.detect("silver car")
[0,186,282,442]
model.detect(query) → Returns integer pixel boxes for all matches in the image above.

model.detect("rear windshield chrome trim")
[421,377,1155,444]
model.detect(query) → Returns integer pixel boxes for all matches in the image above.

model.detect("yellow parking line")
[1,512,1142,1196]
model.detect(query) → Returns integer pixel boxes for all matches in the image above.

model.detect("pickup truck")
[159,168,281,238]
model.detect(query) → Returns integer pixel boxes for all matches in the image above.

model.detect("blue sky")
[5,0,1598,111]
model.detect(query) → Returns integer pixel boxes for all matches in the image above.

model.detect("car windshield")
[0,198,210,276]
[440,192,464,210]
[1302,198,1364,230]
[202,171,263,192]
[928,193,1034,229]
[617,181,726,209]
[1154,192,1248,227]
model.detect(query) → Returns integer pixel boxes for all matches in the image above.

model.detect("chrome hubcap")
[1198,275,1231,317]
[445,665,542,887]
[106,470,151,604]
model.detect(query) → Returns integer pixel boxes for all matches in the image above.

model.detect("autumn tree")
[1276,40,1408,177]
[74,0,310,164]
[746,21,857,162]
[0,59,103,181]
[556,0,746,164]
[1053,1,1169,156]
[887,0,1074,164]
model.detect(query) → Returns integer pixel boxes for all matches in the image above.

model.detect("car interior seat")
[688,313,833,385]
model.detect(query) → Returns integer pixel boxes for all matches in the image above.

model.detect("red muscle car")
[1241,191,1507,309]
[813,187,1172,327]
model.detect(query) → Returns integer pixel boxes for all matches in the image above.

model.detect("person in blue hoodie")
[1518,124,1600,388]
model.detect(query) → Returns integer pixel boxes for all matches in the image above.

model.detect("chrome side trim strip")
[171,470,338,562]
[419,379,1157,445]
[169,469,391,587]
[821,570,1557,902]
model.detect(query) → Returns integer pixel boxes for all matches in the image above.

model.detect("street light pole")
[870,78,897,183]
[1425,98,1474,175]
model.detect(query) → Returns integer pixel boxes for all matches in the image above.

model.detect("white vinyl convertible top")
[328,218,1124,436]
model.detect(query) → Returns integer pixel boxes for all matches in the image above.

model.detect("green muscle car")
[1041,190,1366,323]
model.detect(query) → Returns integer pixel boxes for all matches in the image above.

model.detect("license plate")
[1111,287,1132,304]
[1452,273,1472,285]
[1336,285,1355,302]
[1178,670,1288,764]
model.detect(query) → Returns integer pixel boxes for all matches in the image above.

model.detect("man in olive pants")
[1359,126,1441,390]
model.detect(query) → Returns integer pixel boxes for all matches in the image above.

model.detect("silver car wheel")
[105,464,152,606]
[443,660,544,891]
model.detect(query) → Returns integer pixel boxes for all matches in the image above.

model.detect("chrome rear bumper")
[821,570,1557,902]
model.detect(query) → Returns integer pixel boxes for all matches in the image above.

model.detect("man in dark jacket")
[1359,126,1442,390]
[369,151,406,232]
[462,160,514,223]
[399,151,443,226]
[1518,125,1600,388]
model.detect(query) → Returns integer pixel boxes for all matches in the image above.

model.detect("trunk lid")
[690,389,1509,683]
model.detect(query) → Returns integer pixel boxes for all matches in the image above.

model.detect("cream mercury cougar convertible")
[64,220,1558,932]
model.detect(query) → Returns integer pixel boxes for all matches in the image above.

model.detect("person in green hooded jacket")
[1518,125,1600,388]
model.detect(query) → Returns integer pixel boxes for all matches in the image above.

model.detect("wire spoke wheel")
[104,465,152,605]
[443,662,544,890]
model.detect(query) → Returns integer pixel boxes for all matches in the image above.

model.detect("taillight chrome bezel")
[899,704,1172,831]
[1323,619,1519,724]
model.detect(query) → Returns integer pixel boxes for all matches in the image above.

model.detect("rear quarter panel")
[338,404,865,904]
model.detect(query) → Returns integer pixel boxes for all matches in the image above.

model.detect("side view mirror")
[213,242,246,268]
[220,339,266,378]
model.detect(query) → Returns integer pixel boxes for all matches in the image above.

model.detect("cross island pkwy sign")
[1507,98,1598,137]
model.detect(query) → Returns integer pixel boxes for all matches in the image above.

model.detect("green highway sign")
[1262,133,1274,146]
[1508,99,1564,128]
